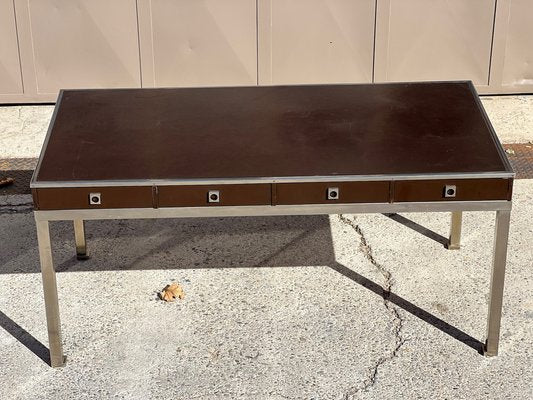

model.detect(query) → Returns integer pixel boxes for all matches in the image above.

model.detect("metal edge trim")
[34,200,512,221]
[468,81,514,174]
[30,171,515,188]
[30,90,64,188]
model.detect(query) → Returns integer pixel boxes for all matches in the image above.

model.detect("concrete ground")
[0,96,532,399]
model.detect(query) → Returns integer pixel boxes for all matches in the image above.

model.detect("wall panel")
[501,1,533,86]
[487,0,533,94]
[14,0,140,100]
[258,0,375,85]
[375,0,495,86]
[138,0,257,88]
[0,0,23,95]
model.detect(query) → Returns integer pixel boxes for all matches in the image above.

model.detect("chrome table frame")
[34,199,511,367]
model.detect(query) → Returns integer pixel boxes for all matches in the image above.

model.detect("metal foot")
[446,211,462,250]
[74,219,89,260]
[35,218,65,367]
[484,209,511,357]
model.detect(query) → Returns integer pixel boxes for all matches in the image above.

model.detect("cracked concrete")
[337,215,405,398]
[0,194,33,214]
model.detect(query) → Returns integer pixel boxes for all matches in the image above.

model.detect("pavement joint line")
[338,214,406,397]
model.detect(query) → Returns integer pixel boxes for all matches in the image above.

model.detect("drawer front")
[393,179,512,202]
[33,186,154,210]
[275,181,390,205]
[158,184,271,207]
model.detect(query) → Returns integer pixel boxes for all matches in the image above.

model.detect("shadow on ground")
[0,213,483,366]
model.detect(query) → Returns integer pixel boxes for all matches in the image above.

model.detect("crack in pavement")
[0,202,34,214]
[338,214,406,398]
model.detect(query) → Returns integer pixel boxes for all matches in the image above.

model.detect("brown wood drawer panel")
[33,186,153,210]
[393,179,512,202]
[158,184,271,207]
[275,181,390,205]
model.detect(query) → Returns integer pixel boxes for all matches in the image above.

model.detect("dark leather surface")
[35,82,511,183]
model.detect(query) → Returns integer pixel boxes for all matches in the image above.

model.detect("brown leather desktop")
[31,81,513,210]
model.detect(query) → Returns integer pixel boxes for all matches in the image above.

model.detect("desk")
[31,82,513,367]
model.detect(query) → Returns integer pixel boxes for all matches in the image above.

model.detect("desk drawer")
[33,186,154,210]
[158,184,271,207]
[275,181,390,205]
[393,179,512,202]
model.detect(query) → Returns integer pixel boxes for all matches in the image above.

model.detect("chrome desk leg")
[74,219,88,259]
[447,211,462,250]
[36,219,65,367]
[485,210,511,356]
